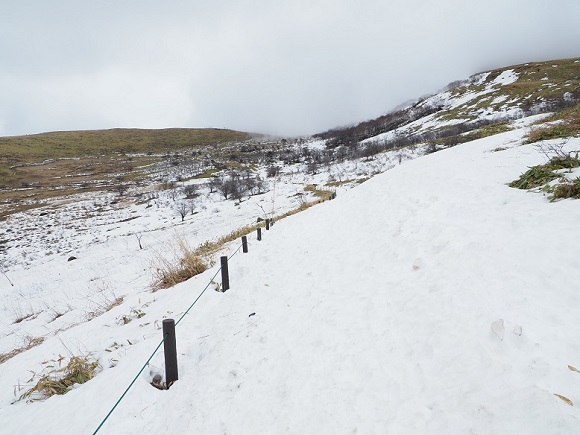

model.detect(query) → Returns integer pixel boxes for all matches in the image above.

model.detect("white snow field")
[1,121,580,434]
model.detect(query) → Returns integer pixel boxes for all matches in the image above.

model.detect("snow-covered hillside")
[1,115,579,433]
[322,57,579,155]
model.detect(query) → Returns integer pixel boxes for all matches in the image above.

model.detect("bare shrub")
[182,184,198,199]
[0,336,45,364]
[84,286,124,322]
[11,302,40,324]
[116,184,129,196]
[0,258,13,286]
[534,141,572,160]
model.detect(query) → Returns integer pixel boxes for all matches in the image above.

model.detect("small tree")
[253,176,267,194]
[307,161,318,174]
[182,184,198,199]
[267,165,280,177]
[0,258,14,286]
[116,184,129,196]
[217,176,241,200]
[135,233,143,250]
[208,176,221,194]
[176,203,188,221]
[243,177,256,195]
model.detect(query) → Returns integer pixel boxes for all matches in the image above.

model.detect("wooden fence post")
[266,219,270,230]
[257,227,262,241]
[162,319,178,388]
[242,236,248,253]
[220,256,230,291]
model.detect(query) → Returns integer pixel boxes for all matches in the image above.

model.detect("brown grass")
[304,184,335,200]
[325,179,356,187]
[525,104,580,143]
[13,311,40,324]
[196,224,263,258]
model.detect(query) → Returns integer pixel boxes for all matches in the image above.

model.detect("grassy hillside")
[0,128,251,162]
[0,128,252,217]
[435,57,580,123]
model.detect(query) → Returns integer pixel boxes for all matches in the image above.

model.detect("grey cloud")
[1,0,579,137]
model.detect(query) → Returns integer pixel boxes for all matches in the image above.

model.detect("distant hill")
[0,127,253,201]
[0,127,252,162]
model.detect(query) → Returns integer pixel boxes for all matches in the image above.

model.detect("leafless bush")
[182,184,198,199]
[534,141,571,160]
[83,286,124,322]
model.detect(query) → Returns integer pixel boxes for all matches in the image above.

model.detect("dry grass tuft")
[152,236,209,290]
[17,355,100,402]
[198,224,262,257]
[0,336,45,365]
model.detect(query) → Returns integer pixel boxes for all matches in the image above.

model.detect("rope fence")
[93,221,268,434]
[94,195,336,433]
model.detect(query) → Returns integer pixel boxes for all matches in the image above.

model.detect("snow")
[1,120,580,434]
[493,69,518,86]
[472,72,490,86]
[491,95,509,106]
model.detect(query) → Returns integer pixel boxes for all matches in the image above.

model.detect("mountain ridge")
[316,56,579,150]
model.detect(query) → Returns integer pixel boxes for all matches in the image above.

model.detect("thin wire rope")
[174,268,220,327]
[229,243,244,259]
[176,242,243,326]
[92,334,167,435]
[93,241,246,433]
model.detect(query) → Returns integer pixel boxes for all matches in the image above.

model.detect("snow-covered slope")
[1,118,579,433]
[324,57,579,152]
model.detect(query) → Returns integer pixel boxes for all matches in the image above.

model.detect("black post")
[242,236,248,253]
[220,256,230,291]
[162,319,178,387]
[266,219,270,230]
[257,227,262,241]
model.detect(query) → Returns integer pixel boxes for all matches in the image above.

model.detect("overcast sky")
[1,0,579,138]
